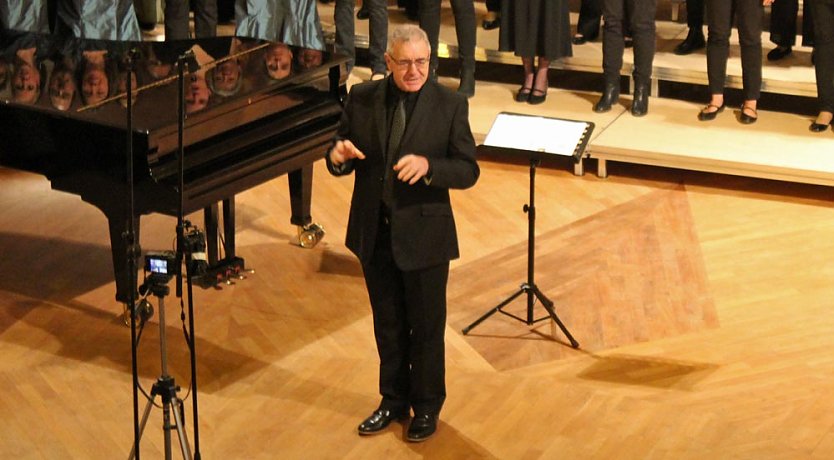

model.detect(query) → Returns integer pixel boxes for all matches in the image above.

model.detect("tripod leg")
[170,398,193,460]
[462,287,526,335]
[128,396,157,460]
[531,286,579,348]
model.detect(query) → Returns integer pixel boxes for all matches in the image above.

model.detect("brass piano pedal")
[295,223,325,248]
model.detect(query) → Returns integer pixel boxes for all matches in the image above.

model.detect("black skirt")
[499,0,572,60]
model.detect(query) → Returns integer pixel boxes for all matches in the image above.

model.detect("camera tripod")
[128,278,193,460]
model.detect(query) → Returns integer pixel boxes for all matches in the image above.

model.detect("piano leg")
[109,215,140,304]
[223,198,236,258]
[204,204,220,266]
[288,166,312,227]
[203,198,236,265]
[288,165,325,248]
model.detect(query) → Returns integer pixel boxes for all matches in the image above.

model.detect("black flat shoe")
[357,408,408,435]
[356,8,369,20]
[528,88,547,105]
[767,46,792,61]
[594,84,619,113]
[406,414,438,442]
[809,118,833,132]
[515,86,532,103]
[697,103,725,121]
[739,105,758,125]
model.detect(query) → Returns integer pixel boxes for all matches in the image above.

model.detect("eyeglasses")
[391,57,430,69]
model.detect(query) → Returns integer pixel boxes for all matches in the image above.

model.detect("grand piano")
[0,31,347,302]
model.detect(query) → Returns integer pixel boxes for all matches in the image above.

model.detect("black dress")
[499,0,572,59]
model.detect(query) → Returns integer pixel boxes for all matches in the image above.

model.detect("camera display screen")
[148,257,169,274]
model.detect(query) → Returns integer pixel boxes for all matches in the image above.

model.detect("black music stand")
[461,113,594,349]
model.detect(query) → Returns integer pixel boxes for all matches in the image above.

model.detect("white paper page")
[484,113,588,156]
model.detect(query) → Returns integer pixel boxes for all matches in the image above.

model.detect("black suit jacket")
[326,77,479,271]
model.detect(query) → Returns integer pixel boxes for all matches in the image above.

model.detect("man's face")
[385,39,430,93]
[82,68,109,105]
[49,69,76,110]
[185,73,210,113]
[265,44,292,80]
[12,61,40,104]
[212,60,241,93]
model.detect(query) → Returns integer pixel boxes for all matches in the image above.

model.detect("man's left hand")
[393,154,429,184]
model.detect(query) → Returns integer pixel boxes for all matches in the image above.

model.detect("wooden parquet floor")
[3,82,834,458]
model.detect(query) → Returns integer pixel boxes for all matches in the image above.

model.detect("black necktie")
[383,97,406,208]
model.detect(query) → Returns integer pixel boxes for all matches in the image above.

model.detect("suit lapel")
[372,81,388,161]
[401,81,436,149]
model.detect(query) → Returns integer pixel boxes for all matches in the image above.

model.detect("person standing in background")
[166,0,217,40]
[673,0,705,55]
[808,0,833,133]
[418,0,477,97]
[335,0,388,80]
[698,0,774,124]
[766,0,814,61]
[593,0,656,116]
[499,0,572,104]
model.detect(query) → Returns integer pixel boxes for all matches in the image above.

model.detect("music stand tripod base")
[461,157,579,349]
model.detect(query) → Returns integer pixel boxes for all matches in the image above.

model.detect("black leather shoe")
[406,414,438,442]
[357,409,408,435]
[631,85,649,117]
[356,8,369,20]
[767,46,792,61]
[809,121,830,132]
[674,29,705,56]
[697,103,725,121]
[593,84,619,113]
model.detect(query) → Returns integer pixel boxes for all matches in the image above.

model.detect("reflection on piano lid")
[0,30,348,302]
[1,31,337,119]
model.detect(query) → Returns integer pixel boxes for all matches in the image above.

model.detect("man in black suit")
[326,24,479,443]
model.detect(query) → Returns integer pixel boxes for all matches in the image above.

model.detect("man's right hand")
[330,140,366,166]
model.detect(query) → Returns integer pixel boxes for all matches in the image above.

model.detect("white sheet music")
[484,113,588,156]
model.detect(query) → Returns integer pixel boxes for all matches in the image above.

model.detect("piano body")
[0,32,347,302]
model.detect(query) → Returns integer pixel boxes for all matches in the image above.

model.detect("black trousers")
[335,0,387,74]
[419,0,476,72]
[810,0,834,112]
[485,0,499,13]
[602,0,656,86]
[706,0,763,100]
[362,215,449,416]
[165,0,217,40]
[577,0,602,38]
[770,0,815,48]
[685,0,704,29]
